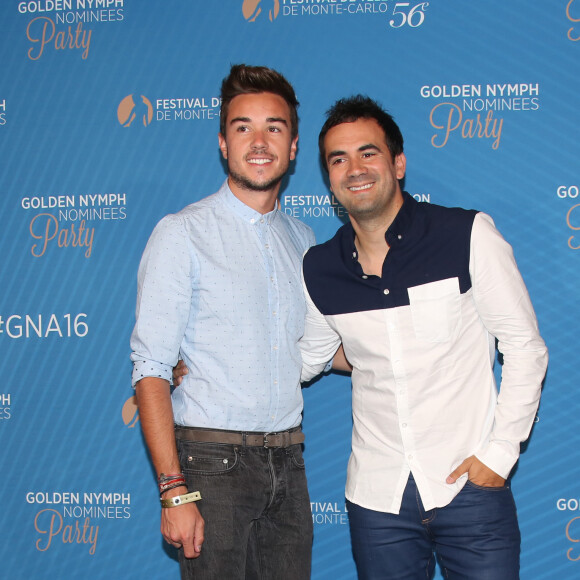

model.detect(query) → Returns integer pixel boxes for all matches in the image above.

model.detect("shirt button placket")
[386,314,414,467]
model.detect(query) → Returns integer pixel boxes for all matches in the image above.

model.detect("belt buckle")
[263,431,289,448]
[263,433,273,448]
[263,432,285,448]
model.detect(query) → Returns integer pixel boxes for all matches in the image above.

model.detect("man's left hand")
[446,455,505,487]
[172,359,189,387]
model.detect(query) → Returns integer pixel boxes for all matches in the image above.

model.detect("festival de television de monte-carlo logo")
[117,94,153,127]
[242,0,280,22]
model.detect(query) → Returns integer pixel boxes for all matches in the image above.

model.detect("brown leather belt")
[174,426,304,448]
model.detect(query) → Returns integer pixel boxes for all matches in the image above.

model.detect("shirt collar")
[220,180,278,226]
[346,191,418,259]
[384,191,417,248]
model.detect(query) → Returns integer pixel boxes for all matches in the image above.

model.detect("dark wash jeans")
[348,474,521,580]
[176,434,313,580]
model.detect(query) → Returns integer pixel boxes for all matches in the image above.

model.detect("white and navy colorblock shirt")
[300,192,548,513]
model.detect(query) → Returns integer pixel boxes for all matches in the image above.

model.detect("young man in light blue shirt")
[131,64,314,580]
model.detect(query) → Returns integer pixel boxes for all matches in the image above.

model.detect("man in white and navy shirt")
[300,95,548,580]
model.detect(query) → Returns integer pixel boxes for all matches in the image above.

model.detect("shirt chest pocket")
[407,277,461,343]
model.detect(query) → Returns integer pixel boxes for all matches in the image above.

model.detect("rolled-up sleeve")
[470,213,548,477]
[130,214,195,387]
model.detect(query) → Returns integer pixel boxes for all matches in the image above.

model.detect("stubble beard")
[228,162,288,194]
[345,201,385,224]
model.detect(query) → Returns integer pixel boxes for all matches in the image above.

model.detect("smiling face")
[218,92,298,206]
[324,117,406,226]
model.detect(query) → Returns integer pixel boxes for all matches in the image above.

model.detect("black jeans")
[177,436,313,579]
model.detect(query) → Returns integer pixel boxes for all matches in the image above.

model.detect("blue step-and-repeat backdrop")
[1,1,579,578]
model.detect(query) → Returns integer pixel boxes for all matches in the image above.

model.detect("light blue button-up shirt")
[131,181,315,432]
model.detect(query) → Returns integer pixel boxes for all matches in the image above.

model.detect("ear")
[289,135,298,161]
[395,152,406,180]
[218,133,228,159]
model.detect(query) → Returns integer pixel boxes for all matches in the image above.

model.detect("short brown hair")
[220,64,299,139]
